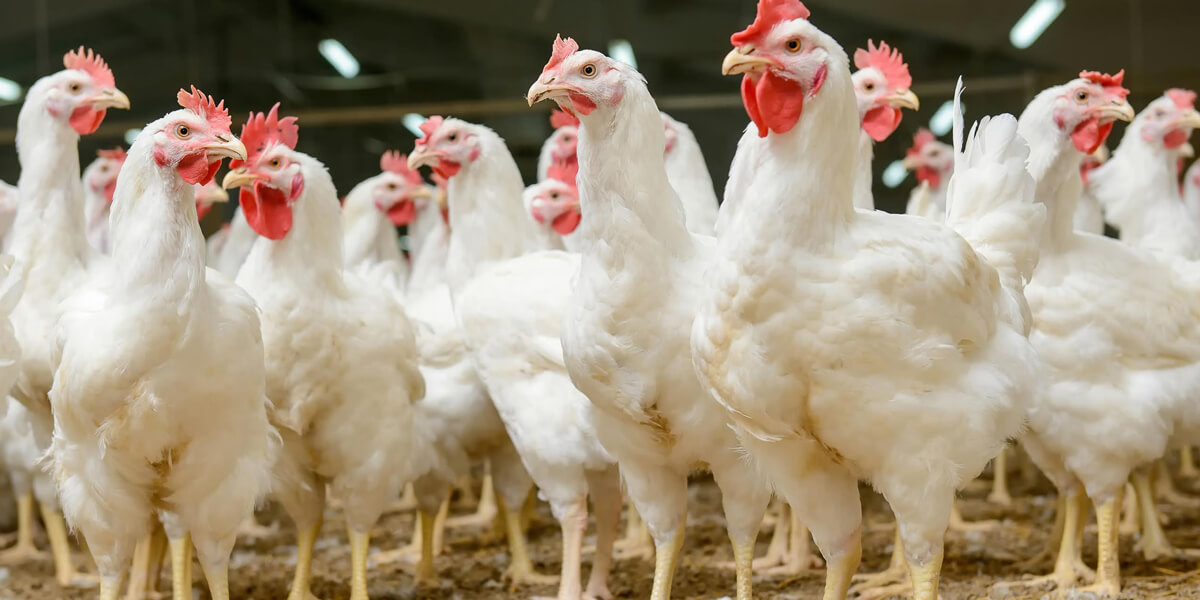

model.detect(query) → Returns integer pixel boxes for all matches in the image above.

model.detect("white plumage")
[661,112,720,234]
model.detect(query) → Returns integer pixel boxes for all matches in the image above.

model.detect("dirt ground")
[4,466,1200,600]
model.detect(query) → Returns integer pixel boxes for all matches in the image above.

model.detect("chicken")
[1074,145,1109,234]
[221,104,423,600]
[523,157,581,252]
[0,180,16,243]
[526,38,773,600]
[991,71,1200,598]
[81,148,125,253]
[851,40,920,210]
[1087,88,1200,259]
[537,109,579,182]
[341,150,432,293]
[193,179,228,220]
[1185,159,1200,221]
[206,205,256,277]
[903,128,954,219]
[408,116,621,600]
[49,87,273,600]
[690,4,1043,600]
[661,112,720,233]
[0,255,29,564]
[6,47,130,587]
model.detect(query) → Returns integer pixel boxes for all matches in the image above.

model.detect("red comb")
[544,35,579,72]
[380,150,423,186]
[550,109,580,129]
[907,128,935,157]
[731,0,810,46]
[97,147,127,162]
[1167,88,1197,111]
[546,157,579,188]
[234,103,298,169]
[177,86,232,133]
[63,47,115,89]
[416,116,444,146]
[1079,70,1130,99]
[854,40,911,91]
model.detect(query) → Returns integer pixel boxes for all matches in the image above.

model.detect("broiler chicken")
[537,109,579,183]
[81,148,125,253]
[0,256,30,564]
[526,38,773,600]
[408,116,622,600]
[207,205,256,277]
[0,180,16,243]
[690,4,1044,600]
[341,150,432,293]
[1074,145,1109,234]
[49,87,274,600]
[903,128,954,219]
[661,112,720,234]
[6,47,129,587]
[850,40,920,210]
[523,157,582,252]
[221,104,423,600]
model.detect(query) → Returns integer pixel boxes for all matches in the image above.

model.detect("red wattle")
[240,183,293,240]
[69,107,106,135]
[862,106,902,142]
[177,154,221,185]
[385,200,417,226]
[433,160,462,180]
[915,167,941,189]
[551,210,582,235]
[568,92,596,116]
[1071,117,1113,154]
[103,181,117,205]
[743,72,805,138]
[1164,129,1188,149]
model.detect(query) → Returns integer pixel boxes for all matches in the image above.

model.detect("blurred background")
[0,0,1196,220]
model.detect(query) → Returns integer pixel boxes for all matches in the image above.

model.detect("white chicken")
[996,71,1200,598]
[523,158,581,252]
[850,40,920,210]
[80,148,125,253]
[341,150,432,293]
[206,205,256,277]
[6,47,129,587]
[222,104,424,600]
[1074,145,1109,234]
[0,256,29,563]
[49,87,274,600]
[537,108,579,183]
[408,116,621,600]
[902,128,955,219]
[0,180,16,243]
[660,112,720,233]
[526,38,773,600]
[690,4,1043,600]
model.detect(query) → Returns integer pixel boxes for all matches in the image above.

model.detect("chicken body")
[410,118,620,599]
[662,112,720,234]
[691,9,1040,600]
[230,140,423,600]
[49,102,273,600]
[341,167,421,294]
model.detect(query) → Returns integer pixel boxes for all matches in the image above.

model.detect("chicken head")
[39,47,130,136]
[903,128,954,188]
[375,150,431,226]
[1054,71,1136,154]
[1133,89,1200,152]
[221,103,301,240]
[406,116,482,179]
[852,40,919,142]
[83,147,127,205]
[547,109,580,165]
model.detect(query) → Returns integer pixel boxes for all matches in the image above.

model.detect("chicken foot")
[1131,468,1200,560]
[946,500,999,532]
[43,505,99,587]
[287,520,320,600]
[499,493,558,589]
[0,491,45,564]
[992,489,1094,596]
[1154,459,1200,508]
[1076,490,1123,598]
[849,529,906,594]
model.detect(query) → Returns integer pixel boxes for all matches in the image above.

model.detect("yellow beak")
[1177,109,1200,131]
[886,89,920,111]
[205,136,248,162]
[407,147,438,170]
[1094,100,1135,124]
[527,78,573,107]
[722,47,775,76]
[221,167,258,190]
[89,87,131,110]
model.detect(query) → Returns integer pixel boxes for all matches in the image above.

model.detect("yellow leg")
[348,528,371,600]
[0,491,44,563]
[124,532,153,600]
[1182,446,1199,479]
[905,549,943,600]
[729,533,756,600]
[169,533,192,600]
[648,527,685,600]
[947,499,999,532]
[988,448,1013,506]
[850,527,905,591]
[146,525,167,594]
[433,495,450,555]
[41,504,92,587]
[821,530,861,600]
[543,498,587,600]
[100,577,123,600]
[199,556,230,600]
[1078,490,1123,598]
[416,508,437,585]
[992,489,1093,596]
[1119,482,1140,536]
[1132,469,1200,560]
[288,520,321,600]
[500,495,557,588]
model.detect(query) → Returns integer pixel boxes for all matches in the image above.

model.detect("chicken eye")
[786,39,802,53]
[68,82,82,93]
[582,64,597,78]
[387,183,398,191]
[1075,90,1089,103]
[863,82,875,92]
[175,125,190,138]
[550,192,559,200]
[447,133,458,142]
[269,158,282,169]
[1155,109,1168,119]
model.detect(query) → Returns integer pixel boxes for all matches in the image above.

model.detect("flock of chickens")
[2,0,1200,599]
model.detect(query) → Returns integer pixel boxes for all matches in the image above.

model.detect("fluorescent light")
[1010,0,1065,49]
[0,77,21,102]
[318,39,360,78]
[930,100,957,136]
[608,39,637,70]
[124,128,141,145]
[402,113,427,138]
[882,160,909,188]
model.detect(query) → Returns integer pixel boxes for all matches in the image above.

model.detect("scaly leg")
[648,526,685,600]
[42,505,98,587]
[100,576,123,600]
[993,489,1093,596]
[124,532,154,600]
[821,529,861,600]
[1131,468,1200,560]
[584,468,620,600]
[446,470,498,529]
[905,549,943,600]
[0,491,44,563]
[987,448,1013,507]
[288,520,321,600]
[1182,446,1199,479]
[373,492,450,568]
[1119,482,1140,536]
[168,533,192,600]
[197,552,230,600]
[499,494,557,588]
[146,525,168,594]
[718,500,787,571]
[535,498,587,600]
[348,528,371,600]
[1077,490,1123,598]
[415,508,438,585]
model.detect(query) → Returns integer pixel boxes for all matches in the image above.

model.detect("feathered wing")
[943,78,1045,332]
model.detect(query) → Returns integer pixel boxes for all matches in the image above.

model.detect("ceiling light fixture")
[318,39,360,78]
[608,39,637,70]
[124,128,142,145]
[402,113,427,138]
[929,100,957,136]
[1010,0,1065,49]
[882,160,909,188]
[0,77,22,102]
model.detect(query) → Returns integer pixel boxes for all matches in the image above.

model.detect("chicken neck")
[1087,129,1187,248]
[1019,93,1087,250]
[852,130,875,210]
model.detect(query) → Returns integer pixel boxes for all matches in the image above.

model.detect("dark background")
[0,0,1196,223]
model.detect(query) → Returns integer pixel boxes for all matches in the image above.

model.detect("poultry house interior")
[2,0,1200,599]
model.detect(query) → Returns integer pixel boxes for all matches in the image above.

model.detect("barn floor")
[4,469,1200,599]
